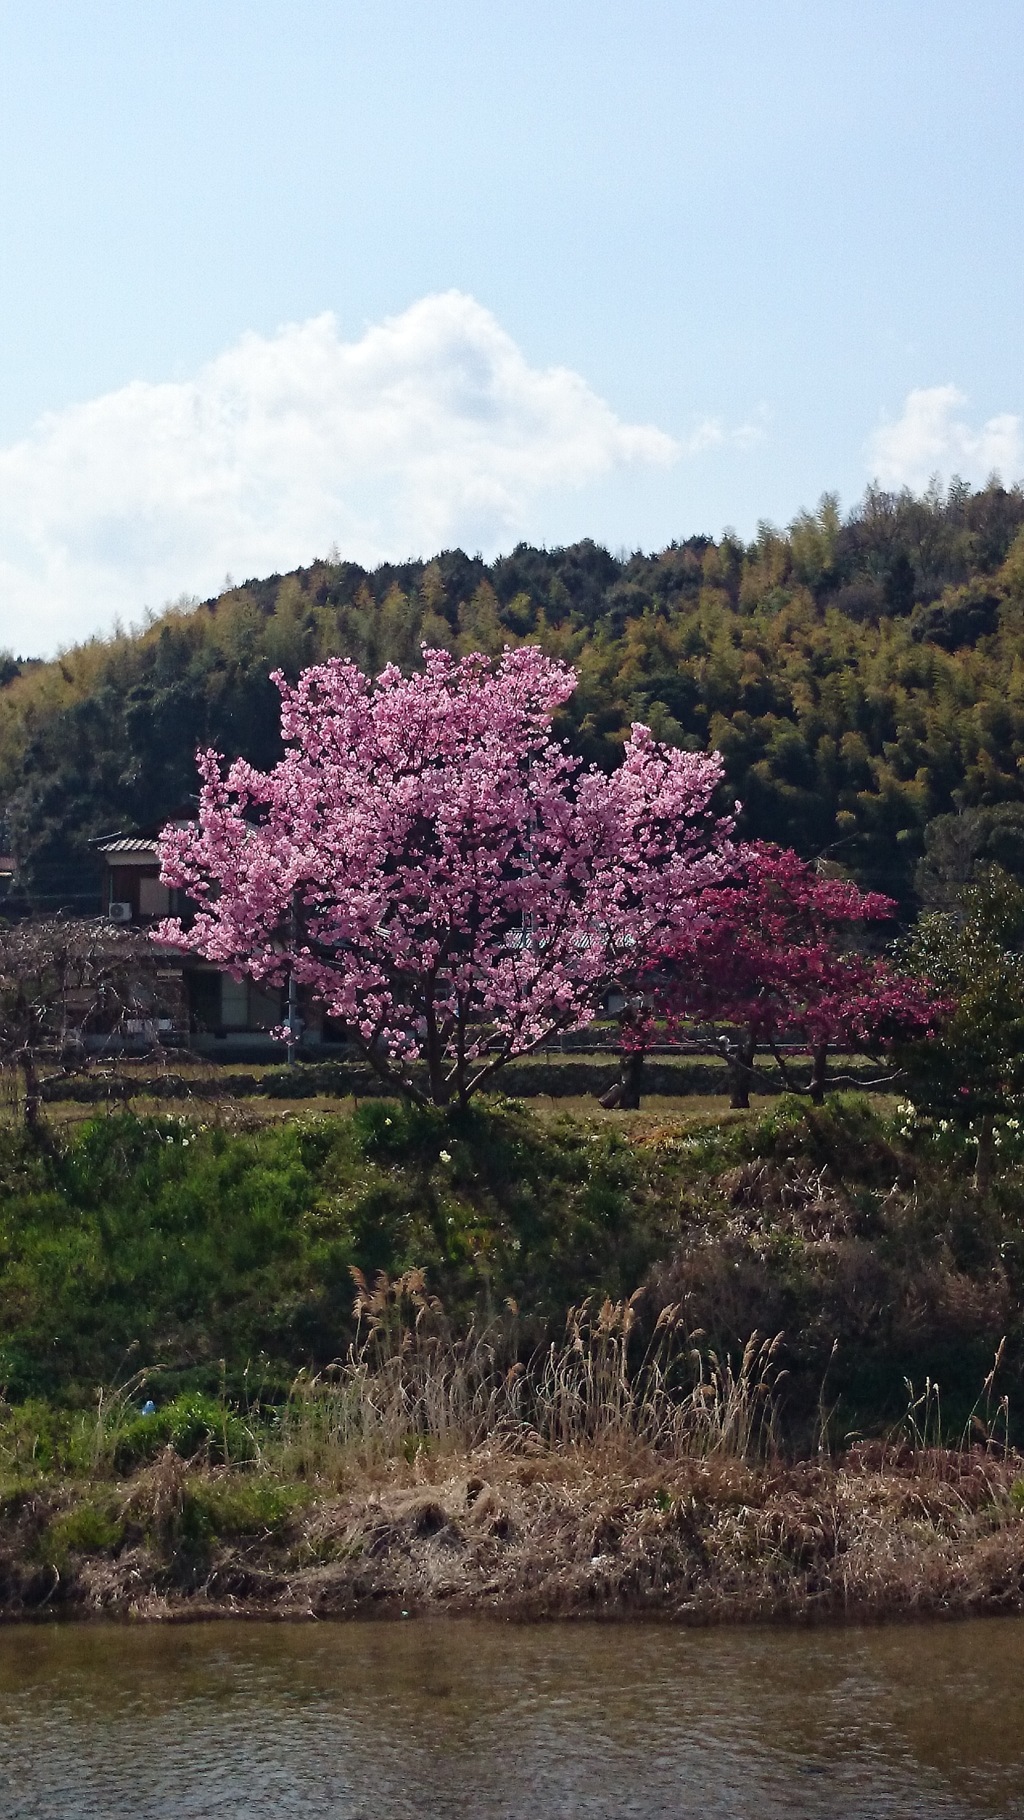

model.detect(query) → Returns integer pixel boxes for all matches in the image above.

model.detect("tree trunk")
[809,1043,829,1105]
[728,1032,756,1109]
[423,1004,450,1106]
[974,1114,995,1193]
[599,1048,645,1110]
[19,1050,42,1135]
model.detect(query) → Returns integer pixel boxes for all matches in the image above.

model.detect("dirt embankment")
[4,1445,1024,1625]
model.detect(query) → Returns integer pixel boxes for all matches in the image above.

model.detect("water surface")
[0,1617,1021,1818]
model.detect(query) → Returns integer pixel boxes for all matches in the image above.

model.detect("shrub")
[43,1501,124,1566]
[189,1480,303,1537]
[113,1394,253,1471]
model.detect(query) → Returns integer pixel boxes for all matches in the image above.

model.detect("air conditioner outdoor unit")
[108,902,133,923]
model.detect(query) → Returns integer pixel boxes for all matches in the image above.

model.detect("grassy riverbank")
[3,1283,1024,1622]
[4,1435,1024,1623]
[0,1090,1019,1426]
[0,1089,1022,1620]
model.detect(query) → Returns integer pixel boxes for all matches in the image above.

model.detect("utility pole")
[286,889,302,1065]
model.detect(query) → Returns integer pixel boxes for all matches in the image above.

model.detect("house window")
[109,870,139,916]
[248,985,282,1031]
[221,976,249,1028]
[138,876,170,917]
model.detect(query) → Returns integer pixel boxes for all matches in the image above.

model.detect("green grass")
[0,1096,684,1402]
[0,1091,1018,1445]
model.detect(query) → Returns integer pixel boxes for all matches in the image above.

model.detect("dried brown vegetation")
[2,1443,1024,1624]
[1,1276,1022,1625]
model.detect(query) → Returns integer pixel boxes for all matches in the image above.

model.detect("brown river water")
[0,1618,1021,1818]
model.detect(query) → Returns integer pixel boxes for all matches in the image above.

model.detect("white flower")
[439,1150,452,1164]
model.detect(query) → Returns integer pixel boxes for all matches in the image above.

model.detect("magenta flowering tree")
[655,844,945,1107]
[157,647,736,1106]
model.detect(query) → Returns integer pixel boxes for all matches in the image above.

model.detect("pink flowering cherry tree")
[157,646,737,1106]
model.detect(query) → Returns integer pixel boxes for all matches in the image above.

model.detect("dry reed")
[261,1270,785,1482]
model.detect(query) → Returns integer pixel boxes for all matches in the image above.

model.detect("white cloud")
[681,406,767,458]
[0,292,683,655]
[868,384,1023,493]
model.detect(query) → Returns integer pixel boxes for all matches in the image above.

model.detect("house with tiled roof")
[97,834,334,1052]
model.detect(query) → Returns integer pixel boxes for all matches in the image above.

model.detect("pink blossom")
[157,646,736,1104]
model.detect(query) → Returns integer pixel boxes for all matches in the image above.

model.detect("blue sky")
[0,0,1021,653]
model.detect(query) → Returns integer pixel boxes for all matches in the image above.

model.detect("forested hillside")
[3,478,1024,913]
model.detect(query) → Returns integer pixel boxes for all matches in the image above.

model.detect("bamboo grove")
[2,477,1024,914]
